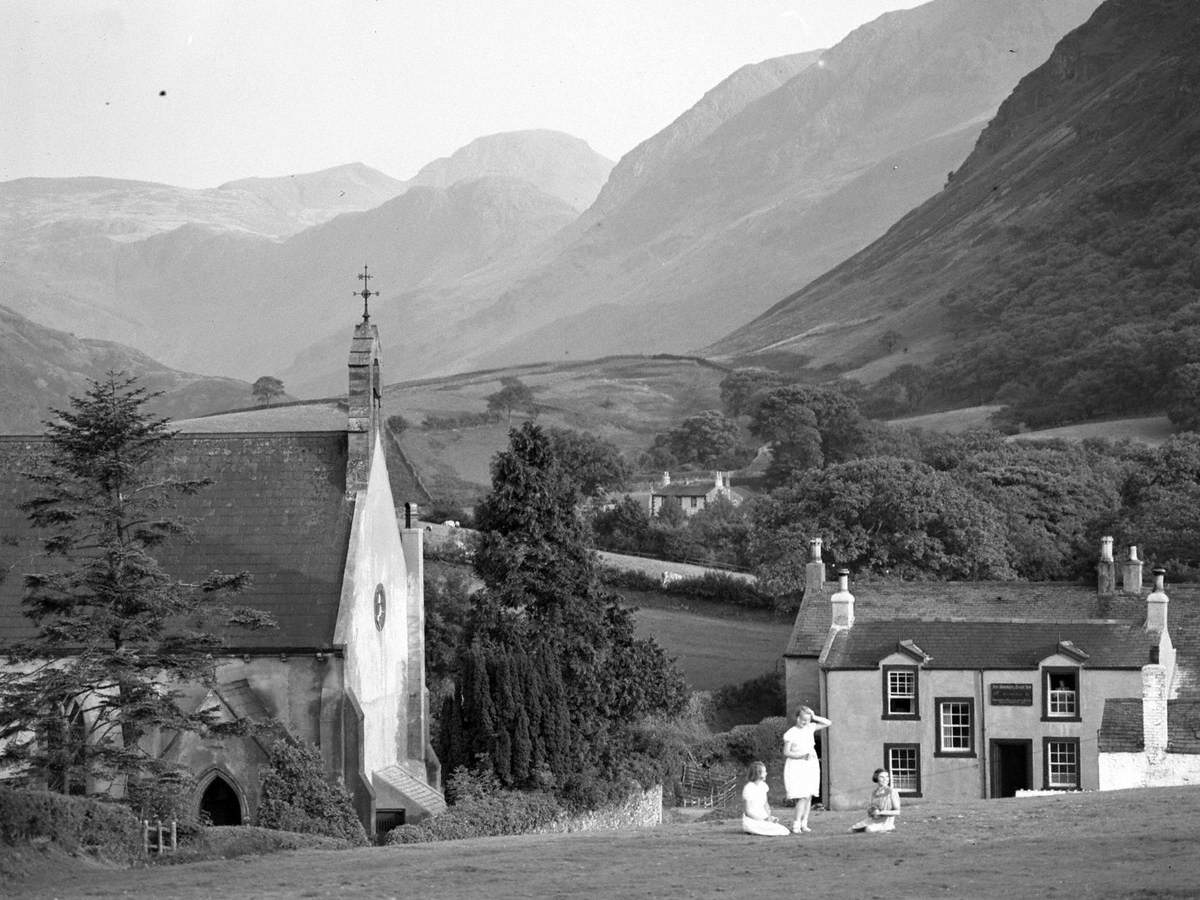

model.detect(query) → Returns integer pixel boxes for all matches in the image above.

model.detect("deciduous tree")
[251,376,285,407]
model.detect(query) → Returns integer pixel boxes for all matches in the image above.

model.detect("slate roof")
[785,580,1154,659]
[653,481,722,498]
[1099,698,1200,754]
[0,432,353,651]
[823,619,1154,670]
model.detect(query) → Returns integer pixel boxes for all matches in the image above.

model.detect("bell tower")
[347,265,382,496]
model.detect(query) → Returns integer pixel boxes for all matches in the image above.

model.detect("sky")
[2,0,926,189]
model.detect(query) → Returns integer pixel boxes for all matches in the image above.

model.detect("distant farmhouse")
[786,538,1200,810]
[0,305,444,839]
[649,470,741,517]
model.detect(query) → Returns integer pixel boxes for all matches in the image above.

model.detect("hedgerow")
[0,785,142,863]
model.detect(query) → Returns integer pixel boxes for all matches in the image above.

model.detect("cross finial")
[354,264,378,321]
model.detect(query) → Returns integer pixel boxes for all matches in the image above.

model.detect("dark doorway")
[990,739,1033,798]
[199,775,242,826]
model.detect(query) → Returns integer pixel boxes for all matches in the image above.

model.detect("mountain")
[216,163,406,230]
[0,132,610,395]
[705,0,1200,427]
[99,175,579,391]
[406,130,613,211]
[443,0,1102,375]
[0,305,256,434]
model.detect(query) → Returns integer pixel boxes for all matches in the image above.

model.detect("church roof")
[0,431,353,651]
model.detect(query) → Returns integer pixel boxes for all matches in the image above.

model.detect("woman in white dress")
[741,761,790,836]
[782,705,832,834]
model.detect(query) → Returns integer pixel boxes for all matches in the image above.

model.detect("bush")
[387,789,563,843]
[256,734,368,846]
[0,785,142,864]
[710,670,787,730]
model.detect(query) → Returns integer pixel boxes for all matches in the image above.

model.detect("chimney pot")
[831,568,854,628]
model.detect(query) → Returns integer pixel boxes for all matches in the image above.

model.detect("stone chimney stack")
[831,568,854,630]
[1097,536,1116,595]
[1122,545,1144,594]
[1146,567,1169,634]
[661,471,671,486]
[346,318,382,497]
[1142,662,1168,763]
[805,538,826,598]
[713,471,726,491]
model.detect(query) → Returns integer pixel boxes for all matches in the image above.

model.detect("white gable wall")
[334,433,413,776]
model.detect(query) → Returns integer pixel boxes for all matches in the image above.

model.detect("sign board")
[990,683,1034,706]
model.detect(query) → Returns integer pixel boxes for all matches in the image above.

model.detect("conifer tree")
[0,373,274,795]
[442,422,686,796]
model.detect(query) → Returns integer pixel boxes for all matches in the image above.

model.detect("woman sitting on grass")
[741,761,790,836]
[849,768,901,833]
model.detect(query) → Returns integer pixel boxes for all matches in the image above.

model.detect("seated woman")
[741,761,790,836]
[849,768,901,833]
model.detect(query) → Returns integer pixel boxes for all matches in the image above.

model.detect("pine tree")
[0,373,274,795]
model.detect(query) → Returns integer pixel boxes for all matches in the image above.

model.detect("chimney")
[1122,545,1144,594]
[1097,536,1115,595]
[831,568,854,629]
[1146,567,1169,634]
[1142,662,1168,763]
[806,537,826,598]
[661,471,671,486]
[713,470,725,491]
[346,317,382,497]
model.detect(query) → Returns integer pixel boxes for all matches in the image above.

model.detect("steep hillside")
[708,0,1200,426]
[0,305,255,434]
[407,130,613,211]
[448,0,1100,374]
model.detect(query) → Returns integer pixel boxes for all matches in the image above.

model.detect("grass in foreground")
[5,786,1198,899]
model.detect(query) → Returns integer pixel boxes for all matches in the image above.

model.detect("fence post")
[156,819,163,855]
[171,820,177,852]
[142,820,149,855]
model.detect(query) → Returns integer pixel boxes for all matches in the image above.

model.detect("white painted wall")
[334,433,414,777]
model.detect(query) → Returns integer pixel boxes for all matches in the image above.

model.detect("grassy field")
[7,786,1198,899]
[388,355,728,505]
[623,590,792,692]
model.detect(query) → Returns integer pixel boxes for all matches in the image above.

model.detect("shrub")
[0,785,142,863]
[710,670,787,729]
[700,715,792,763]
[256,734,368,845]
[387,789,563,843]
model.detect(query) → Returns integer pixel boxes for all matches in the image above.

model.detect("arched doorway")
[199,774,243,826]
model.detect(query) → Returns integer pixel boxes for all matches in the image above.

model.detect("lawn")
[7,786,1198,899]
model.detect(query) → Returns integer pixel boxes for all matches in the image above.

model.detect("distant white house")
[649,471,741,517]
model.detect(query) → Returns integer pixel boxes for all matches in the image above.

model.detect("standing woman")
[782,705,832,834]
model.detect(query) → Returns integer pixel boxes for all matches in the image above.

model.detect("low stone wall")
[533,785,663,834]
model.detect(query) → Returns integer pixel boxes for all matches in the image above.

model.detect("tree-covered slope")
[709,0,1200,427]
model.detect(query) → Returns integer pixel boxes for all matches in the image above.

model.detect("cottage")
[784,537,1195,810]
[0,306,444,838]
[649,470,739,517]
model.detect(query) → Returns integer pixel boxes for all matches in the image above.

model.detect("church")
[0,288,445,838]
